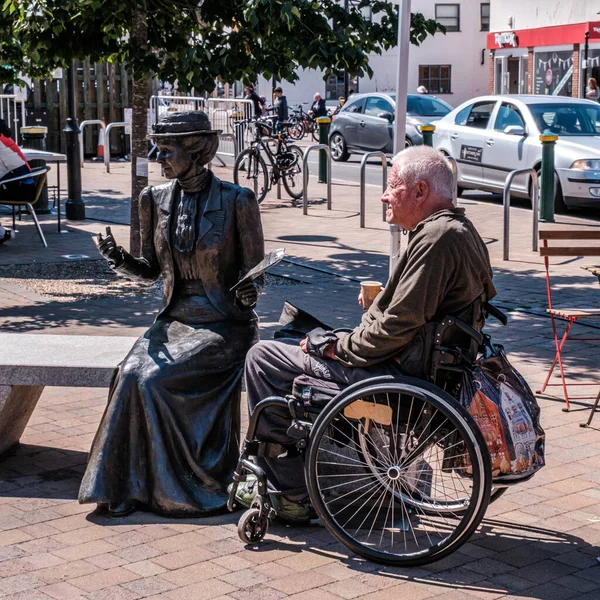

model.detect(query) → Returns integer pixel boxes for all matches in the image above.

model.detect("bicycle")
[288,104,319,142]
[233,119,304,204]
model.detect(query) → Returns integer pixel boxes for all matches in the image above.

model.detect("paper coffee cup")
[360,281,382,310]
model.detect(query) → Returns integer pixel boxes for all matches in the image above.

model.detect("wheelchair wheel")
[306,378,492,566]
[238,507,268,544]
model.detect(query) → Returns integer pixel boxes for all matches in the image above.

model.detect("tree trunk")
[130,1,148,256]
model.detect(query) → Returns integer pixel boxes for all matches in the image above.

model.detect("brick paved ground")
[0,162,599,599]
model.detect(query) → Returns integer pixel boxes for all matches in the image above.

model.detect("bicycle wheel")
[306,378,491,566]
[234,149,269,204]
[281,145,303,200]
[288,118,305,141]
[310,121,319,142]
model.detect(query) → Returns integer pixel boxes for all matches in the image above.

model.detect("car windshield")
[377,94,452,117]
[528,103,600,136]
[406,96,452,117]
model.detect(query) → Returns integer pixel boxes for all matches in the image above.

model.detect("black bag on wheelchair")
[459,343,545,483]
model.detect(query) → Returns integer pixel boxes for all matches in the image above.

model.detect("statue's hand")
[235,279,259,309]
[96,227,124,268]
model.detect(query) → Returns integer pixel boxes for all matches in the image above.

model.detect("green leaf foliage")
[1,0,444,92]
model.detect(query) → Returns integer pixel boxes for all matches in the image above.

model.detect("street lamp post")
[64,62,85,220]
[389,0,411,275]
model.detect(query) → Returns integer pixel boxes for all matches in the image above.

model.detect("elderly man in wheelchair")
[229,146,500,566]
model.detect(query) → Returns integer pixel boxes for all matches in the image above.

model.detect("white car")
[433,95,600,211]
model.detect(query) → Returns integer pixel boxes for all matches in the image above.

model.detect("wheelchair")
[228,305,509,567]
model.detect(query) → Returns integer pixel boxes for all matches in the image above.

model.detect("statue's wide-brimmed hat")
[148,110,222,138]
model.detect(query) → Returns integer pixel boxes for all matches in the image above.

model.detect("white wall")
[256,69,330,109]
[253,0,489,110]
[491,1,600,32]
[363,0,489,108]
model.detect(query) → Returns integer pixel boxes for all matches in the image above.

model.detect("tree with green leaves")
[1,0,443,250]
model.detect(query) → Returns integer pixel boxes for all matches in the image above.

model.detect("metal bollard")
[232,112,245,156]
[316,116,331,183]
[302,144,332,215]
[359,152,387,228]
[420,124,435,147]
[539,130,558,223]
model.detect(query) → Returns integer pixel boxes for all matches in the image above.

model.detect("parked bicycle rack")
[104,122,131,173]
[79,120,106,168]
[503,168,539,261]
[303,145,332,216]
[359,152,388,228]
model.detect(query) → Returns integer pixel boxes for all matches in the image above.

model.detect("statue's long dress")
[79,187,260,516]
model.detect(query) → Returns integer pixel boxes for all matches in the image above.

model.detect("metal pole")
[344,0,349,100]
[64,62,85,220]
[421,124,435,147]
[446,156,458,206]
[302,144,331,215]
[531,170,539,252]
[503,167,539,261]
[359,151,388,228]
[539,130,557,223]
[503,173,513,261]
[316,116,331,183]
[584,31,590,98]
[390,0,411,276]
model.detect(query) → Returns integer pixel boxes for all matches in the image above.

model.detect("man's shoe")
[228,474,258,508]
[276,496,312,525]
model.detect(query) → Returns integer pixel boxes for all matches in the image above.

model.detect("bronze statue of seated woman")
[78,111,265,517]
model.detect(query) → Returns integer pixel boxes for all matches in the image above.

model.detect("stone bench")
[0,333,137,456]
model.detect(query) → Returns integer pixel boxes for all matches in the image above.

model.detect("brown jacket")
[335,208,496,367]
[115,174,265,321]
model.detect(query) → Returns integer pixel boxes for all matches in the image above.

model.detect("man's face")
[156,141,191,180]
[381,163,427,230]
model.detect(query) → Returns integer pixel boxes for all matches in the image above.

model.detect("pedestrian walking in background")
[586,78,600,101]
[310,92,327,118]
[273,87,288,131]
[244,84,264,117]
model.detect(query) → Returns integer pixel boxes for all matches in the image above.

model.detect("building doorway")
[494,53,529,95]
[507,58,520,93]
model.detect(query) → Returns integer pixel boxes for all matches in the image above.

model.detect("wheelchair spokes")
[306,382,491,566]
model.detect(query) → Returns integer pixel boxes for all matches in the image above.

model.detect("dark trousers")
[244,339,404,499]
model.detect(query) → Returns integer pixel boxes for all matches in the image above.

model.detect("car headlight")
[571,159,600,170]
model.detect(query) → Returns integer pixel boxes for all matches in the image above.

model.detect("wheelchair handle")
[437,316,484,347]
[485,302,508,326]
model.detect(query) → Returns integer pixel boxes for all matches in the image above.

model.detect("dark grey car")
[328,92,453,162]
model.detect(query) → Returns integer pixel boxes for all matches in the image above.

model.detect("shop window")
[480,3,490,32]
[534,51,573,97]
[435,4,460,32]
[418,65,452,94]
[326,72,359,101]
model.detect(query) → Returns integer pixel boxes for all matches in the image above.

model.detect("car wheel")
[534,169,567,213]
[329,132,350,162]
[405,137,413,148]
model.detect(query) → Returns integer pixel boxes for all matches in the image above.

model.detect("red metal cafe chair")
[538,229,600,411]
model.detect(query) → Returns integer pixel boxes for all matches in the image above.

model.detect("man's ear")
[414,180,430,204]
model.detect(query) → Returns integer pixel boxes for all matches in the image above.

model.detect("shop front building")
[488,21,600,98]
